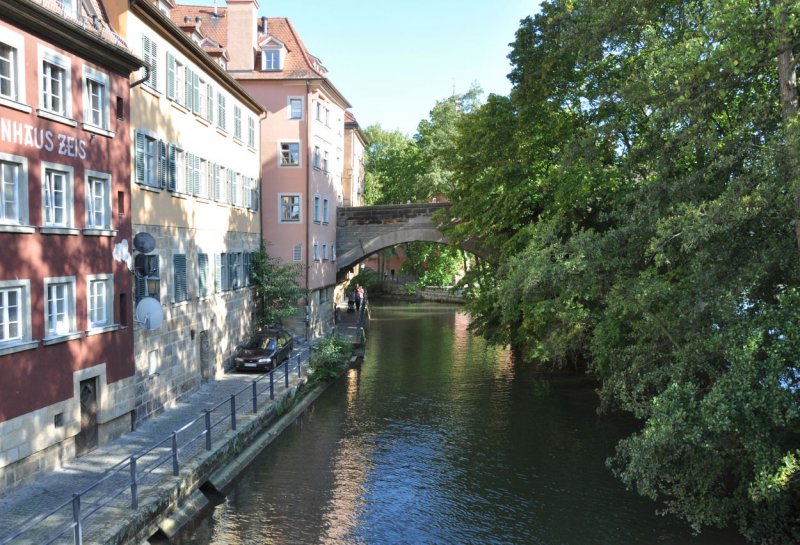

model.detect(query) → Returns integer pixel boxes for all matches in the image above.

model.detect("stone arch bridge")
[336,202,482,276]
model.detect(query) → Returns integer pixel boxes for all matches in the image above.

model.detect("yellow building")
[107,0,264,424]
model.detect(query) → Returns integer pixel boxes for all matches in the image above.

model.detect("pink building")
[0,0,142,489]
[174,1,354,338]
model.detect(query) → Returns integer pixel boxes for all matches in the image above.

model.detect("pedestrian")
[355,284,364,311]
[356,284,365,311]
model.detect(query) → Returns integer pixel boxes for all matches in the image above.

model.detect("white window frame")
[136,131,159,188]
[313,146,321,170]
[323,198,329,223]
[0,26,26,106]
[0,152,29,227]
[0,279,33,354]
[279,141,301,167]
[262,47,282,71]
[288,97,303,120]
[41,161,74,229]
[43,276,77,340]
[313,194,320,223]
[82,65,109,130]
[86,273,114,330]
[323,150,329,173]
[85,170,112,230]
[199,158,209,199]
[38,45,72,119]
[279,193,301,223]
[322,243,328,261]
[313,242,319,261]
[174,146,187,194]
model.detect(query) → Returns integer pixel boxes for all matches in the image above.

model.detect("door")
[76,377,98,456]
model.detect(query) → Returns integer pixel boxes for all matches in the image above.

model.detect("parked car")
[234,328,293,371]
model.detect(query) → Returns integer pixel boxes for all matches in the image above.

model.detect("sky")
[186,0,541,136]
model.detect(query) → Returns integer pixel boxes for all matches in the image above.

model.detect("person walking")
[355,284,364,311]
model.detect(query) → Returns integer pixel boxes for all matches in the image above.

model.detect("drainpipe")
[305,80,311,340]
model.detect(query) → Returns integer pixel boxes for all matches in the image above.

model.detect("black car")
[234,329,293,371]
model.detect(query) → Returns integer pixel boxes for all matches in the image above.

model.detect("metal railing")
[0,346,310,545]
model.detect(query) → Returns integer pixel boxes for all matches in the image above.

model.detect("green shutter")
[192,72,200,114]
[168,144,176,191]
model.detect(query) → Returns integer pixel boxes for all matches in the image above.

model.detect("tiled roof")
[171,4,229,50]
[29,0,136,56]
[172,6,325,80]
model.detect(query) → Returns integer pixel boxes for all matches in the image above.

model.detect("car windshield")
[265,338,277,350]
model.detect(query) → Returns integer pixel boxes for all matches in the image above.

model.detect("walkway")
[335,302,368,347]
[0,341,313,545]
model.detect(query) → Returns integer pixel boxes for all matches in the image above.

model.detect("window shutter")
[214,253,222,293]
[227,170,234,204]
[192,72,200,114]
[167,144,176,191]
[207,85,214,123]
[134,132,145,184]
[167,52,175,99]
[158,140,167,188]
[185,67,192,111]
[193,154,201,195]
[173,254,187,302]
[198,253,208,296]
[214,164,221,201]
[221,253,229,291]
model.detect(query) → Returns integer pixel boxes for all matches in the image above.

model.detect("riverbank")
[0,341,344,545]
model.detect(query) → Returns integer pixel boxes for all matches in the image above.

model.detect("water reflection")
[174,304,745,545]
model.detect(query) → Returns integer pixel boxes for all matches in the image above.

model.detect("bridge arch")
[336,203,482,274]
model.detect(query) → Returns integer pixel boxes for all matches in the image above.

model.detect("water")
[173,303,745,545]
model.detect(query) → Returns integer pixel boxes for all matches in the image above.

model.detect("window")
[322,243,328,261]
[313,146,321,169]
[263,48,281,70]
[293,244,302,262]
[199,159,209,199]
[234,105,242,140]
[279,142,300,167]
[217,92,226,131]
[248,116,255,147]
[198,78,207,118]
[213,164,223,201]
[0,285,21,343]
[0,280,31,351]
[42,163,74,228]
[313,194,320,223]
[135,131,162,188]
[173,253,187,302]
[323,150,329,173]
[134,253,159,302]
[83,66,109,129]
[215,253,227,292]
[325,108,330,127]
[0,154,28,226]
[243,253,252,286]
[169,145,186,193]
[315,101,322,121]
[228,253,241,290]
[227,170,238,205]
[313,242,319,261]
[288,97,303,120]
[0,30,23,103]
[167,53,185,104]
[59,0,79,18]
[198,253,209,297]
[280,194,301,223]
[323,198,329,223]
[206,84,214,123]
[142,35,158,90]
[40,48,71,117]
[331,242,336,261]
[86,171,111,229]
[87,274,113,329]
[44,276,76,338]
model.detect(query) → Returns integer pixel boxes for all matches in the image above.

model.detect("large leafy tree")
[442,0,800,542]
[250,241,305,327]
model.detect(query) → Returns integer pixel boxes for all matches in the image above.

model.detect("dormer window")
[259,36,285,72]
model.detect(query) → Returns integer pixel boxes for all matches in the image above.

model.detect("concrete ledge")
[93,377,321,545]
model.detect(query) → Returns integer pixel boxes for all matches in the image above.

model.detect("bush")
[404,281,419,296]
[309,333,351,383]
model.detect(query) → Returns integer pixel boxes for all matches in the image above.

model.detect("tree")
[250,240,305,327]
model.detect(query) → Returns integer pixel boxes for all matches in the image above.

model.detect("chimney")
[226,0,259,71]
[261,16,267,34]
[213,0,217,16]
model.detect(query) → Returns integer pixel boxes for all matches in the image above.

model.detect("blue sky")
[186,1,541,135]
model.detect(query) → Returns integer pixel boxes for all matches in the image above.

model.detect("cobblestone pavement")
[0,340,313,545]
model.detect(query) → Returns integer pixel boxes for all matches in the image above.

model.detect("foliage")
[347,267,381,292]
[309,333,351,383]
[434,0,800,542]
[250,240,305,327]
[400,242,463,287]
[403,281,419,296]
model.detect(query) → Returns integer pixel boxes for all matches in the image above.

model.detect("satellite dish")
[133,232,156,253]
[135,297,164,331]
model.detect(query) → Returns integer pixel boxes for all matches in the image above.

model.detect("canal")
[173,303,745,545]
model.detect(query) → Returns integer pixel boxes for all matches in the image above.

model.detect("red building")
[0,0,142,490]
